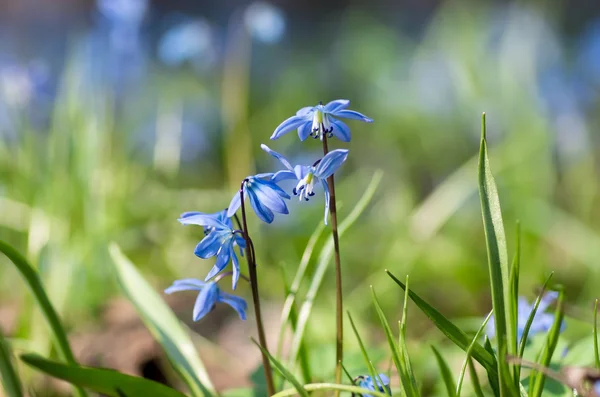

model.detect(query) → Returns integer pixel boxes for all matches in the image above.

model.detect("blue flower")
[261,144,348,224]
[271,99,373,142]
[486,292,564,342]
[227,176,290,224]
[357,373,391,396]
[165,279,247,321]
[179,211,246,290]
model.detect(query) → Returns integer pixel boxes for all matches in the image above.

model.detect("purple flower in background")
[179,211,246,290]
[165,279,247,321]
[261,144,348,224]
[487,292,564,342]
[271,99,373,142]
[356,373,391,397]
[227,176,290,224]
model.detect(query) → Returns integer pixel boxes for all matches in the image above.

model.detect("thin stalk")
[239,186,275,395]
[322,135,344,390]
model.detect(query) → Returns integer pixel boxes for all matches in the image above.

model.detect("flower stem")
[239,186,276,395]
[322,135,344,391]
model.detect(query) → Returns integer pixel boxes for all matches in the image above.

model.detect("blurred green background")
[1,0,600,394]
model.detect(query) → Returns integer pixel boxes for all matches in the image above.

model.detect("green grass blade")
[478,113,513,396]
[594,299,599,370]
[483,337,500,397]
[509,222,521,354]
[386,270,498,386]
[517,273,554,360]
[432,346,457,397]
[288,171,383,370]
[0,330,23,397]
[457,311,493,396]
[399,276,419,394]
[109,244,214,397]
[271,383,390,397]
[529,289,564,397]
[251,338,308,397]
[20,354,187,397]
[468,358,485,397]
[347,311,379,389]
[0,240,87,397]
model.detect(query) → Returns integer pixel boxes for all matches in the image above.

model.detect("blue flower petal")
[261,144,293,170]
[294,165,310,180]
[205,243,232,281]
[315,149,349,179]
[272,170,297,183]
[256,177,291,199]
[194,231,222,258]
[164,278,205,294]
[218,291,248,320]
[297,120,313,141]
[329,118,351,142]
[193,282,219,321]
[252,180,290,214]
[247,185,275,223]
[230,247,240,290]
[332,109,373,123]
[538,291,558,313]
[179,212,225,228]
[324,99,349,113]
[227,191,242,218]
[271,115,309,140]
[321,179,330,225]
[296,106,314,116]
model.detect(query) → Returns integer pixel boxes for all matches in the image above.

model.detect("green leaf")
[386,269,498,390]
[478,113,513,396]
[529,289,565,397]
[432,346,457,397]
[0,239,87,397]
[399,276,419,394]
[287,171,383,369]
[468,359,485,397]
[271,383,390,397]
[347,311,380,393]
[20,354,187,397]
[517,273,554,360]
[509,221,521,388]
[0,329,22,397]
[109,244,214,397]
[251,338,309,397]
[457,311,493,396]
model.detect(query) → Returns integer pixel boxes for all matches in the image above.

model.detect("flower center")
[310,109,333,140]
[293,172,316,201]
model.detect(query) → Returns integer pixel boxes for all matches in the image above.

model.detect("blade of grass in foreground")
[386,269,498,390]
[21,354,187,397]
[478,113,513,396]
[517,273,554,361]
[110,244,214,397]
[456,311,493,396]
[509,221,521,388]
[0,329,22,397]
[468,358,485,397]
[399,276,419,393]
[0,240,87,397]
[347,311,380,391]
[272,383,390,397]
[529,288,564,397]
[431,346,457,397]
[251,338,308,397]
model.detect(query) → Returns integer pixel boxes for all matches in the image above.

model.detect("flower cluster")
[165,99,371,323]
[354,373,391,397]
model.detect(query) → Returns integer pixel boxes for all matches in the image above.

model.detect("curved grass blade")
[517,273,554,360]
[109,244,214,397]
[0,329,22,397]
[0,240,87,397]
[478,113,513,396]
[432,346,457,397]
[399,276,418,393]
[386,269,498,389]
[250,338,308,397]
[594,299,599,370]
[483,337,500,397]
[468,359,485,397]
[456,311,493,396]
[509,221,521,387]
[347,311,380,390]
[20,354,188,397]
[529,289,564,397]
[287,171,383,369]
[271,383,390,397]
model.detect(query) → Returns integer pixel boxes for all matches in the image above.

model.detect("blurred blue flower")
[271,100,373,142]
[244,2,286,44]
[594,380,600,396]
[158,18,216,69]
[357,373,391,396]
[179,211,246,290]
[486,292,564,342]
[227,176,290,224]
[97,0,147,26]
[165,279,247,321]
[261,144,348,224]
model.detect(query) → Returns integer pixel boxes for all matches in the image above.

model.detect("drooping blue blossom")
[165,279,247,321]
[179,211,246,290]
[227,176,290,224]
[261,144,349,224]
[486,291,564,342]
[356,373,391,397]
[271,99,373,142]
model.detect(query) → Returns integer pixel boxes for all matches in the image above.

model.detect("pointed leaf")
[432,346,457,397]
[0,330,22,397]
